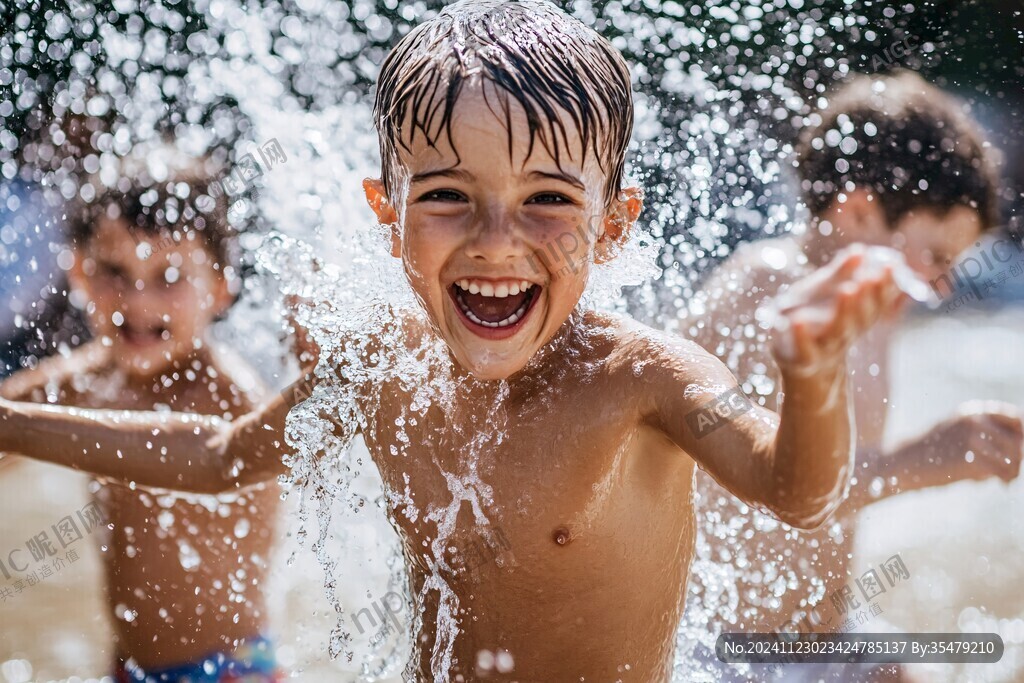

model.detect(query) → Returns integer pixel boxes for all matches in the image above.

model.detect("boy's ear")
[595,186,643,264]
[209,266,237,318]
[363,178,401,258]
[67,248,89,294]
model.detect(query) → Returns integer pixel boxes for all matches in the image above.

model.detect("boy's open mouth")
[121,321,169,347]
[449,278,540,335]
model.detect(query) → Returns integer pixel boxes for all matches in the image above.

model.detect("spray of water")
[7,0,1016,681]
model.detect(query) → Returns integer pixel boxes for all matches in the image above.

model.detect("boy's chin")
[113,342,184,380]
[449,346,534,381]
[120,355,173,379]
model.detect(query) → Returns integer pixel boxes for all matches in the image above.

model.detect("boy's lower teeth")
[456,288,533,328]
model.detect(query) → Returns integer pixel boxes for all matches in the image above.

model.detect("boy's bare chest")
[360,382,693,579]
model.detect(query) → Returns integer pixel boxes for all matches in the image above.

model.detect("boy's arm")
[845,402,1023,508]
[0,370,322,494]
[645,246,906,529]
[643,338,852,529]
[0,348,94,471]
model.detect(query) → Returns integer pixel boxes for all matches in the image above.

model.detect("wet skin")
[690,236,890,638]
[362,313,698,681]
[0,224,279,669]
[346,84,898,680]
[0,85,906,680]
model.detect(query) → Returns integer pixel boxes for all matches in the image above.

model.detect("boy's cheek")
[400,232,453,288]
[535,235,596,283]
[403,216,466,253]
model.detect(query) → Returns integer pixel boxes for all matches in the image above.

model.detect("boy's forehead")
[85,215,214,267]
[395,81,605,190]
[900,205,982,241]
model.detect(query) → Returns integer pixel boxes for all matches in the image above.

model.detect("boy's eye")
[98,264,128,280]
[526,192,573,205]
[419,189,467,203]
[163,267,183,287]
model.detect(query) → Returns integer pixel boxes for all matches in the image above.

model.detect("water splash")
[5,0,1018,680]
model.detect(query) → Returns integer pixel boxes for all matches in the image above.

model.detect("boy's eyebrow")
[410,168,475,184]
[408,168,585,190]
[527,170,585,190]
[92,257,121,269]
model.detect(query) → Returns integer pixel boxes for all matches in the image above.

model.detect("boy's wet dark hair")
[795,70,1000,230]
[373,0,634,209]
[67,151,236,270]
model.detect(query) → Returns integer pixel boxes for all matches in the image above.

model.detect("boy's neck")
[506,309,589,401]
[119,343,219,396]
[446,308,586,397]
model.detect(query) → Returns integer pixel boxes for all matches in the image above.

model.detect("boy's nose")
[120,284,156,313]
[464,209,526,264]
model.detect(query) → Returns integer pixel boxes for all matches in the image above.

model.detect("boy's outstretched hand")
[769,245,908,377]
[0,395,12,444]
[926,401,1024,483]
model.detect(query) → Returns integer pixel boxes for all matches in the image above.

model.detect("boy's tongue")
[462,290,529,323]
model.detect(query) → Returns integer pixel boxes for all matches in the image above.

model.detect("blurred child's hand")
[0,396,15,454]
[929,401,1024,483]
[769,245,907,377]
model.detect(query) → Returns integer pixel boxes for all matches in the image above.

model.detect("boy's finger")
[853,279,885,334]
[829,249,866,282]
[882,284,910,320]
[823,285,860,345]
[982,411,1024,436]
[790,320,819,369]
[993,451,1021,483]
[871,275,902,324]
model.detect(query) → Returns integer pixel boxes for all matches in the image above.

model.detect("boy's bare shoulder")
[0,342,110,402]
[586,312,726,385]
[685,236,808,348]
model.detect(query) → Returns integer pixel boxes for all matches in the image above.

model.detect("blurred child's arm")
[0,349,87,472]
[0,380,25,471]
[0,369,324,494]
[645,246,905,529]
[845,402,1023,507]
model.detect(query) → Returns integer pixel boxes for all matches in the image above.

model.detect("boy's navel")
[552,526,573,546]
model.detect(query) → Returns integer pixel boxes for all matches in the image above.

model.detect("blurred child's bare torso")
[19,343,278,669]
[692,236,893,636]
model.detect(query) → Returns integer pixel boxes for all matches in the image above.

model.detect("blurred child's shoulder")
[695,236,808,313]
[0,342,110,401]
[723,236,807,282]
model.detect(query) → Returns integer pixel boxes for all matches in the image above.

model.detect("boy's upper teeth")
[455,279,534,298]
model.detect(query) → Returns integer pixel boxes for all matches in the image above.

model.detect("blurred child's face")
[824,194,983,284]
[891,206,983,282]
[70,216,232,378]
[365,82,641,380]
